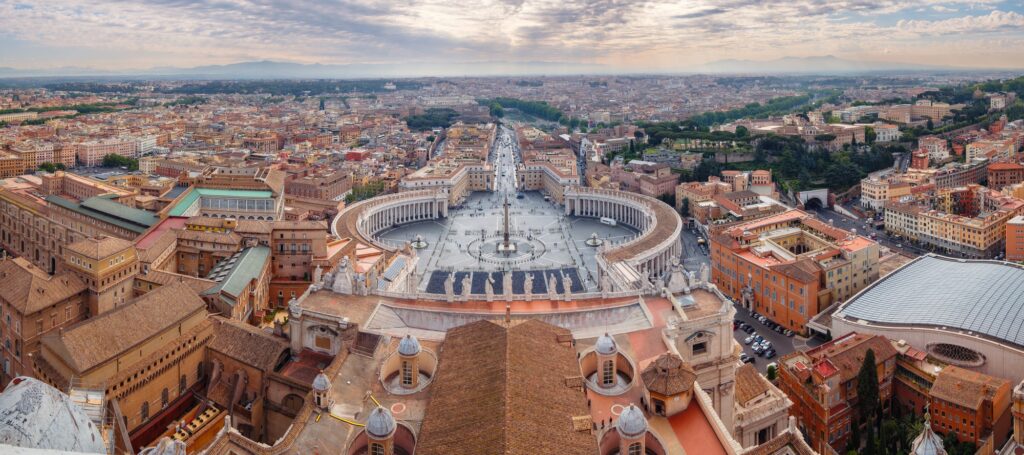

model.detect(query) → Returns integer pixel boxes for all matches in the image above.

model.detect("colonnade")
[358,196,448,237]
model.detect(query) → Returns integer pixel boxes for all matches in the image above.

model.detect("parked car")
[784,330,795,337]
[744,326,755,334]
[753,335,764,344]
[764,349,777,359]
[744,335,756,345]
[740,354,756,364]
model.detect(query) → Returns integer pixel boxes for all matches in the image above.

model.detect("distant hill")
[699,55,951,74]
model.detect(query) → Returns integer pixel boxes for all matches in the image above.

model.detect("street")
[730,302,825,373]
[809,205,925,258]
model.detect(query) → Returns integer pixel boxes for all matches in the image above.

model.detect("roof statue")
[461,273,472,298]
[523,272,534,296]
[331,256,354,295]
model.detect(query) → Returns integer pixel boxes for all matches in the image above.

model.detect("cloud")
[0,0,1021,71]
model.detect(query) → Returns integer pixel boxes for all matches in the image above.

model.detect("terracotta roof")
[743,430,816,455]
[40,282,206,374]
[175,229,242,245]
[66,236,135,260]
[769,259,820,283]
[735,364,771,406]
[416,320,596,455]
[806,333,898,383]
[929,365,1008,410]
[138,270,216,295]
[603,192,681,263]
[0,258,87,315]
[207,317,288,371]
[640,353,696,396]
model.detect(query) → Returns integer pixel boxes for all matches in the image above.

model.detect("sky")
[1,0,1023,73]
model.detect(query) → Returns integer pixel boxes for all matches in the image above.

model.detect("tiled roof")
[207,317,288,371]
[735,364,771,406]
[0,258,87,315]
[743,430,816,455]
[930,365,1008,410]
[41,282,206,373]
[416,320,596,455]
[805,333,898,383]
[65,236,134,260]
[640,352,695,397]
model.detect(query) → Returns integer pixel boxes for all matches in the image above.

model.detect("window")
[161,388,169,408]
[401,360,413,386]
[370,443,385,455]
[179,375,187,395]
[602,360,615,385]
[692,342,707,355]
[140,401,149,422]
[628,443,642,455]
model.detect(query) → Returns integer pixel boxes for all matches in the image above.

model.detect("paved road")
[810,206,924,258]
[680,228,709,273]
[730,303,793,373]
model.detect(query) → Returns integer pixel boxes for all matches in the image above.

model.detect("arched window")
[370,443,385,455]
[197,362,204,379]
[401,360,413,386]
[179,374,187,394]
[140,401,149,422]
[628,442,642,455]
[161,388,169,408]
[602,360,615,385]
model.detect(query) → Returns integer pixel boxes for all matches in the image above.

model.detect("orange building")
[710,210,879,333]
[777,333,897,454]
[1007,216,1024,262]
[989,162,1024,191]
[929,366,1012,448]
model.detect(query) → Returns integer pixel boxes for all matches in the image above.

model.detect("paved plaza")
[377,126,638,293]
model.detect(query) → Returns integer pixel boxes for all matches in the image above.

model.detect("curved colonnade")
[331,186,683,294]
[564,187,682,288]
[331,190,450,252]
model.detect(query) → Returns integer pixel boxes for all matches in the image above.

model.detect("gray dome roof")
[617,404,647,439]
[312,371,331,392]
[398,334,421,356]
[595,333,617,355]
[0,377,106,453]
[365,406,397,439]
[139,437,187,455]
[911,417,947,455]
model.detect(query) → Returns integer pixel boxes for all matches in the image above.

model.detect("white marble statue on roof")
[485,274,494,300]
[461,274,472,299]
[443,272,454,300]
[699,262,710,286]
[523,272,533,297]
[313,264,323,284]
[666,256,690,294]
[332,256,354,295]
[0,377,106,453]
[563,273,573,301]
[548,273,558,300]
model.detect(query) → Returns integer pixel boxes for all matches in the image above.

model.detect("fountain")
[410,234,428,249]
[585,232,604,247]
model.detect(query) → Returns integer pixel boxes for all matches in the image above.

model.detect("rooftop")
[836,255,1024,350]
[46,195,159,234]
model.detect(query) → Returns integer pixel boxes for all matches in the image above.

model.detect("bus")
[600,217,617,226]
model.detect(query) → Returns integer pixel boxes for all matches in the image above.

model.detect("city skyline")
[2,0,1024,76]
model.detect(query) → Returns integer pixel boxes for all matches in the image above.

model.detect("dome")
[0,377,106,453]
[595,333,617,355]
[398,334,421,356]
[911,415,947,455]
[312,371,331,392]
[365,406,397,439]
[139,437,187,455]
[616,404,648,439]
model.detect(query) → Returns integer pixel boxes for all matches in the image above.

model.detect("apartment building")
[777,333,897,454]
[988,162,1024,190]
[710,209,879,333]
[919,136,950,161]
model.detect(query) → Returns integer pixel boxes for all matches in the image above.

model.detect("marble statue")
[562,273,574,299]
[503,271,513,296]
[485,275,495,299]
[461,274,472,298]
[548,274,559,300]
[331,257,354,295]
[288,297,301,317]
[443,272,455,298]
[523,273,534,296]
[699,263,710,286]
[666,256,690,295]
[313,265,323,284]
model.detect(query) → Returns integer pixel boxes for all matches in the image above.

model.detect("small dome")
[312,371,331,392]
[139,437,187,455]
[398,334,421,356]
[0,377,106,453]
[595,333,617,355]
[617,404,648,439]
[365,406,397,439]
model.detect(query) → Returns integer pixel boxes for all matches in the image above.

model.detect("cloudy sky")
[1,0,1023,73]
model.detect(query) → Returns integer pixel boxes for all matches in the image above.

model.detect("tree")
[38,162,58,173]
[735,125,749,138]
[489,102,504,118]
[101,154,139,170]
[680,197,690,217]
[927,118,934,130]
[766,364,777,381]
[856,349,880,428]
[865,126,877,144]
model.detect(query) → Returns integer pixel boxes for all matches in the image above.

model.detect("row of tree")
[404,108,459,131]
[157,80,422,96]
[101,154,139,170]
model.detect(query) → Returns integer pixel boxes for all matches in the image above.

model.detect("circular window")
[927,343,985,367]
